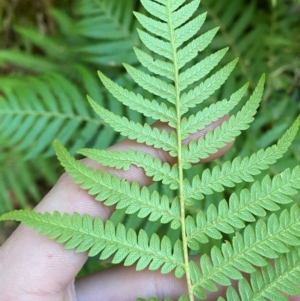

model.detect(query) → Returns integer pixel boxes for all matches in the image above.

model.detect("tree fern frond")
[184,115,300,203]
[0,210,184,274]
[54,141,181,228]
[220,248,300,301]
[186,166,300,249]
[87,96,178,154]
[77,149,179,189]
[191,204,300,298]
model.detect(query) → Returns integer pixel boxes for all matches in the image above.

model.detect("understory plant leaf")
[1,1,300,300]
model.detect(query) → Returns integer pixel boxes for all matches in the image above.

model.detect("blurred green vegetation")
[0,0,299,254]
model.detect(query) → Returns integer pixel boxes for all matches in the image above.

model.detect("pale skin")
[0,119,298,301]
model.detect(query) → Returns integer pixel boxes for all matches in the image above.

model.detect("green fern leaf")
[181,82,248,138]
[53,140,181,228]
[220,248,300,301]
[2,1,300,300]
[177,27,219,70]
[124,64,176,104]
[179,47,228,91]
[186,165,300,249]
[134,47,174,80]
[138,29,173,60]
[98,71,177,125]
[184,115,300,204]
[180,58,238,114]
[182,74,264,167]
[191,204,300,297]
[87,96,178,155]
[77,149,179,189]
[0,210,184,274]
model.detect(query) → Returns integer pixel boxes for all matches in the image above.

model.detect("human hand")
[0,118,254,301]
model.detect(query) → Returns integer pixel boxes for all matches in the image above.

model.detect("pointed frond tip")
[0,210,184,274]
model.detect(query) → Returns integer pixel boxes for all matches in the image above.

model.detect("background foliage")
[0,0,299,268]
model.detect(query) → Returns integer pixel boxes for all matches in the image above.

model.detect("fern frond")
[184,115,300,203]
[0,210,184,275]
[174,13,208,49]
[73,0,138,65]
[0,0,138,73]
[0,150,42,213]
[173,0,200,27]
[198,0,260,88]
[181,82,248,138]
[182,74,265,167]
[87,96,178,155]
[177,26,219,68]
[219,248,300,301]
[180,58,238,113]
[138,29,173,60]
[2,1,300,300]
[77,149,179,189]
[186,166,300,249]
[0,72,115,159]
[134,11,170,40]
[98,71,177,126]
[124,64,176,104]
[54,141,181,228]
[179,47,228,91]
[134,47,174,80]
[190,204,300,298]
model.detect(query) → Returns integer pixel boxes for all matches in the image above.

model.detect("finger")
[0,118,231,299]
[75,265,228,301]
[75,265,187,301]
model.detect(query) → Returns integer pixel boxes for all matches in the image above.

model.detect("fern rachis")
[1,0,300,300]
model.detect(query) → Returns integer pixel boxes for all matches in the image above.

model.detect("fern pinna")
[1,0,300,300]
